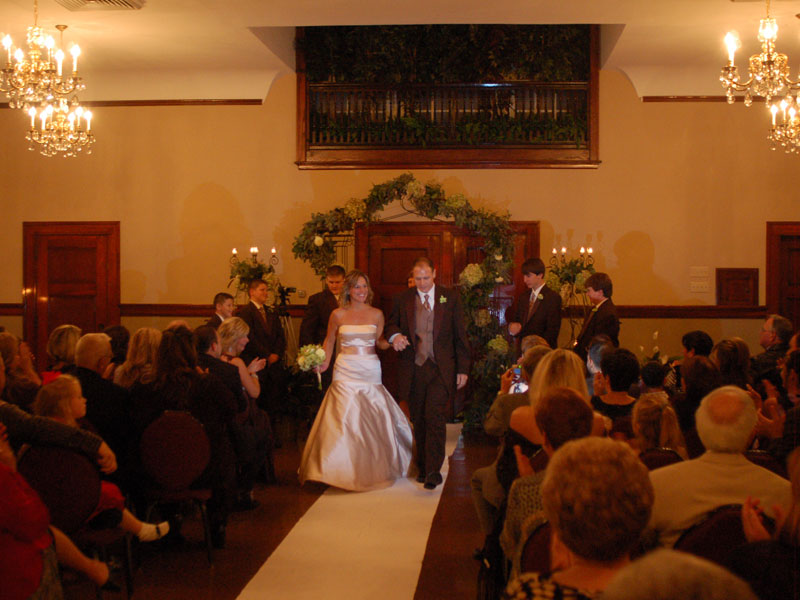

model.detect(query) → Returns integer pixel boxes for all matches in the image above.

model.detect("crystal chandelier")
[767,100,800,153]
[26,97,94,157]
[0,1,85,110]
[719,0,800,105]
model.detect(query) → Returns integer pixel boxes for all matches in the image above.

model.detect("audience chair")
[139,410,214,563]
[17,445,133,598]
[674,504,747,567]
[519,520,552,576]
[744,449,788,479]
[638,447,684,471]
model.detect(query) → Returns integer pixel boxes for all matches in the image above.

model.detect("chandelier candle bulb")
[552,248,557,255]
[580,246,585,254]
[85,111,91,131]
[28,107,35,128]
[725,32,739,65]
[55,48,63,76]
[587,247,593,254]
[561,247,567,254]
[232,248,237,256]
[70,45,79,73]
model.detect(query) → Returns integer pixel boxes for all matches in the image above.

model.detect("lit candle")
[579,246,585,254]
[55,48,64,76]
[68,112,76,130]
[84,110,92,131]
[28,107,36,128]
[250,246,258,255]
[70,44,80,72]
[271,247,277,255]
[44,36,54,61]
[232,248,238,256]
[587,247,593,254]
[724,31,739,66]
[561,247,567,255]
[2,35,12,64]
[552,248,557,255]
[14,48,23,63]
[771,104,779,126]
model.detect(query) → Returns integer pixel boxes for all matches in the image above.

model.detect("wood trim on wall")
[2,100,261,109]
[641,96,765,103]
[1,302,766,321]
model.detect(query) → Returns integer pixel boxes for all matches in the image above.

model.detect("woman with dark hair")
[710,338,752,390]
[671,356,722,458]
[299,270,413,491]
[131,327,237,547]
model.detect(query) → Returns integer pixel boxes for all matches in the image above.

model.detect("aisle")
[237,424,462,600]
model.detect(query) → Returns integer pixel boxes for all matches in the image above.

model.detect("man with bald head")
[73,333,133,486]
[646,385,790,548]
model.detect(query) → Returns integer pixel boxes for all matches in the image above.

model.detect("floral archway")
[292,173,517,427]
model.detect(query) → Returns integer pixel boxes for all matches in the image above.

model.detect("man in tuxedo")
[573,272,619,361]
[206,292,234,329]
[385,257,470,489]
[506,257,562,350]
[299,265,345,391]
[236,279,287,417]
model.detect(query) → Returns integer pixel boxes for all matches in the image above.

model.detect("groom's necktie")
[423,294,432,311]
[526,291,538,322]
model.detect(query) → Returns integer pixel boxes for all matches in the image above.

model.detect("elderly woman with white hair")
[503,437,653,599]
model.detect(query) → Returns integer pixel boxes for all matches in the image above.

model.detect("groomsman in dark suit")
[574,272,620,361]
[385,257,471,490]
[206,292,234,329]
[299,265,345,391]
[506,257,562,350]
[236,279,287,417]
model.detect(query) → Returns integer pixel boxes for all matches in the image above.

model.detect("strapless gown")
[299,324,413,491]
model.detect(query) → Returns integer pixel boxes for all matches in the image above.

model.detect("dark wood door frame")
[766,221,800,315]
[23,222,120,372]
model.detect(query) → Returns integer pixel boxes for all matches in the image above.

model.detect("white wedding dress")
[299,324,413,491]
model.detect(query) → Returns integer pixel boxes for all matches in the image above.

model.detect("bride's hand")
[316,360,330,374]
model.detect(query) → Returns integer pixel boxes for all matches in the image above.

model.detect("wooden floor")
[64,426,497,599]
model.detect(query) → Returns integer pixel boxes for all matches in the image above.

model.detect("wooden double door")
[354,221,539,418]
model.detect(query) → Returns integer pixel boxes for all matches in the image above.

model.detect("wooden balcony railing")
[307,82,588,148]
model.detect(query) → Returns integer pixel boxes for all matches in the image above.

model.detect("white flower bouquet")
[297,344,327,390]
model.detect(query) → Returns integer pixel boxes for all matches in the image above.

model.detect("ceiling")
[2,0,800,102]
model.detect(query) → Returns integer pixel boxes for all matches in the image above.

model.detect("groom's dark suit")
[385,285,470,481]
[507,284,562,349]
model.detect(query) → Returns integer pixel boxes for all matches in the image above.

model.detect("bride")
[299,269,413,491]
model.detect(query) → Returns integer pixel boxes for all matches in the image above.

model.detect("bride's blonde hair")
[341,270,374,307]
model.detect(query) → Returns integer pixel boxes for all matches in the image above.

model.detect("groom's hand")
[456,374,468,389]
[391,335,409,351]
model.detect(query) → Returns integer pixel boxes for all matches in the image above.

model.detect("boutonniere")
[439,295,447,304]
[536,293,544,301]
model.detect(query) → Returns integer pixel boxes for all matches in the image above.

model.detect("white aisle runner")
[237,424,462,600]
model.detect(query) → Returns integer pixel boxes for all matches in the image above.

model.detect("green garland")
[292,174,516,429]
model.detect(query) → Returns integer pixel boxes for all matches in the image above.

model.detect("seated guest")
[604,549,757,600]
[664,329,714,394]
[471,346,549,535]
[751,314,792,397]
[671,356,722,458]
[728,447,800,600]
[520,335,549,354]
[113,327,161,389]
[506,258,562,351]
[573,272,619,361]
[711,338,752,390]
[586,334,613,396]
[591,347,639,421]
[757,350,800,462]
[503,437,653,599]
[102,325,130,381]
[647,386,791,548]
[639,361,668,398]
[0,423,121,598]
[32,376,169,542]
[631,392,687,459]
[500,387,594,571]
[41,324,81,385]
[132,327,237,547]
[73,333,133,473]
[199,322,274,504]
[0,332,41,412]
[206,292,235,330]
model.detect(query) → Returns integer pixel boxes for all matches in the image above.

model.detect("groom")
[385,257,470,489]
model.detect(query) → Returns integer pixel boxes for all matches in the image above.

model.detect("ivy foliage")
[299,25,590,84]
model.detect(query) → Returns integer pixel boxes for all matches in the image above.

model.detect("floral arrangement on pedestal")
[292,173,516,430]
[544,247,596,344]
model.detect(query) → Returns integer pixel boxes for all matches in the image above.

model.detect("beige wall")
[0,69,794,356]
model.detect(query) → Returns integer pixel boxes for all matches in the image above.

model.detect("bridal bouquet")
[297,344,326,390]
